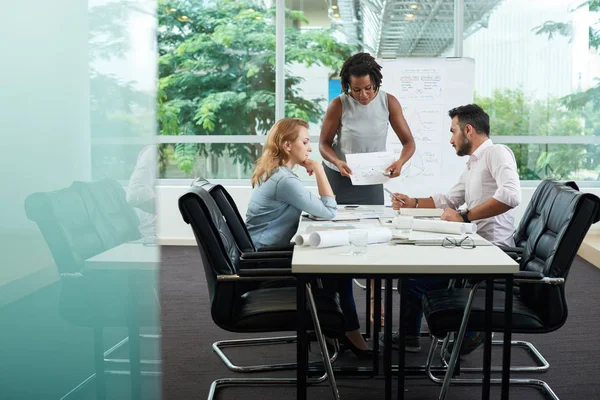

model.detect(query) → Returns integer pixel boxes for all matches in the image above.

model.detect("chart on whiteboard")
[398,105,444,144]
[398,68,444,100]
[380,57,474,198]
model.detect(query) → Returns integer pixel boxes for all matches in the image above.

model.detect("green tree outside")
[157,0,356,177]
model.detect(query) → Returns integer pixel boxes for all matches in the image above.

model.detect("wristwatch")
[459,209,470,223]
[414,198,419,208]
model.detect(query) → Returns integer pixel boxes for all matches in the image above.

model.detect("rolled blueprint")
[294,233,312,247]
[411,219,477,235]
[308,228,393,248]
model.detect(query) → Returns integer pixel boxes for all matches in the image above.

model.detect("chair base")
[207,373,329,400]
[213,335,338,373]
[438,338,550,373]
[60,334,161,400]
[425,335,559,400]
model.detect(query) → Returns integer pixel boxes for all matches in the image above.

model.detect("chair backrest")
[178,184,243,291]
[514,180,578,248]
[24,185,109,273]
[517,181,600,330]
[191,178,256,252]
[73,179,141,246]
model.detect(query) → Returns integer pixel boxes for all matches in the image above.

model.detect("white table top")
[84,242,160,272]
[292,206,519,275]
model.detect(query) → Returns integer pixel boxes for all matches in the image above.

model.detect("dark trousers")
[399,278,449,336]
[322,278,360,332]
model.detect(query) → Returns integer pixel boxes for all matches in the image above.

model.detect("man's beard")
[456,133,470,157]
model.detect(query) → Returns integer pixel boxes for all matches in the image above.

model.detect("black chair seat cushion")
[231,287,345,338]
[423,287,547,337]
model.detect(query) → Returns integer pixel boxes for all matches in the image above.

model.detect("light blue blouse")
[246,166,337,249]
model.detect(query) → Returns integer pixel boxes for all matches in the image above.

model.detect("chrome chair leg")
[212,336,338,372]
[60,332,161,400]
[207,373,329,400]
[306,282,339,400]
[426,335,559,400]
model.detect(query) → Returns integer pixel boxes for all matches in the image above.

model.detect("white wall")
[157,184,600,245]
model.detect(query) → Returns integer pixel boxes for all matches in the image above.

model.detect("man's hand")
[335,160,353,177]
[391,193,414,210]
[441,208,462,222]
[385,160,404,178]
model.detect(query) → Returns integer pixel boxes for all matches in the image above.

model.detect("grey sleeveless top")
[324,90,390,172]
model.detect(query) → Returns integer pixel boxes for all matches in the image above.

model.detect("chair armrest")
[494,271,565,285]
[257,243,295,252]
[241,251,293,260]
[498,246,523,255]
[217,272,295,281]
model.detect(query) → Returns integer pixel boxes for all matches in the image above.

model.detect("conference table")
[292,207,519,400]
[84,241,160,400]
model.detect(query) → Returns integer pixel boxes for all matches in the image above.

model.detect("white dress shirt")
[126,145,158,237]
[432,139,521,247]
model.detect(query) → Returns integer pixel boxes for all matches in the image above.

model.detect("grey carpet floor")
[160,246,600,400]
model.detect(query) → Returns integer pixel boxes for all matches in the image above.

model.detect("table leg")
[384,279,393,400]
[397,279,407,400]
[296,277,308,400]
[501,276,513,399]
[482,279,494,399]
[373,279,382,375]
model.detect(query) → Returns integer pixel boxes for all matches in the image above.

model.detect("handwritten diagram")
[398,68,443,101]
[397,105,445,144]
[345,151,396,186]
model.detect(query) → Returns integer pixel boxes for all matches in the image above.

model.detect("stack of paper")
[398,208,443,217]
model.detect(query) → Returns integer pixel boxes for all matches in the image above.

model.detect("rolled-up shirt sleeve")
[431,171,467,209]
[489,145,521,208]
[276,176,337,219]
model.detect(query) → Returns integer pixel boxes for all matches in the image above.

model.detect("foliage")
[157,0,357,175]
[532,1,600,111]
[475,89,600,180]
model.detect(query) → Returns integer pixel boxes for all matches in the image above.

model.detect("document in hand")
[345,151,396,186]
[294,228,393,248]
[411,219,477,235]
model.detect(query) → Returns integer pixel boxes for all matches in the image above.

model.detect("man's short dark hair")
[448,104,490,136]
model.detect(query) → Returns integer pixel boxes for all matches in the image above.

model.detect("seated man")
[388,104,521,354]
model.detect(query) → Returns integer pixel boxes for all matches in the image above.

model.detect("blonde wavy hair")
[251,118,309,187]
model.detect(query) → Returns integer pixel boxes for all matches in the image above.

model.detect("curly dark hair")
[339,53,383,94]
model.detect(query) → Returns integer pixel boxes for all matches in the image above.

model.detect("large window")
[465,0,600,182]
[156,0,600,183]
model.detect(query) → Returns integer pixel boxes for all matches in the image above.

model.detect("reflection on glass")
[1,0,160,399]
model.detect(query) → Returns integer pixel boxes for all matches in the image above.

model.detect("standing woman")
[320,53,416,323]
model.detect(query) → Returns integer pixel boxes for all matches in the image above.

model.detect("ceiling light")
[331,5,338,9]
[333,13,340,18]
[410,4,419,9]
[404,13,416,20]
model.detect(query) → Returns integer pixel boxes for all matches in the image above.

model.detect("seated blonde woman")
[246,118,373,358]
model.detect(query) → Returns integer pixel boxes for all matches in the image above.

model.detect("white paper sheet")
[308,228,393,248]
[411,219,477,235]
[345,152,397,186]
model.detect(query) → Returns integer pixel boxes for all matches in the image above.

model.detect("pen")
[384,188,406,205]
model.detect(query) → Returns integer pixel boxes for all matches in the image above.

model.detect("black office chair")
[178,184,345,400]
[188,179,315,373]
[422,180,600,400]
[24,181,159,400]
